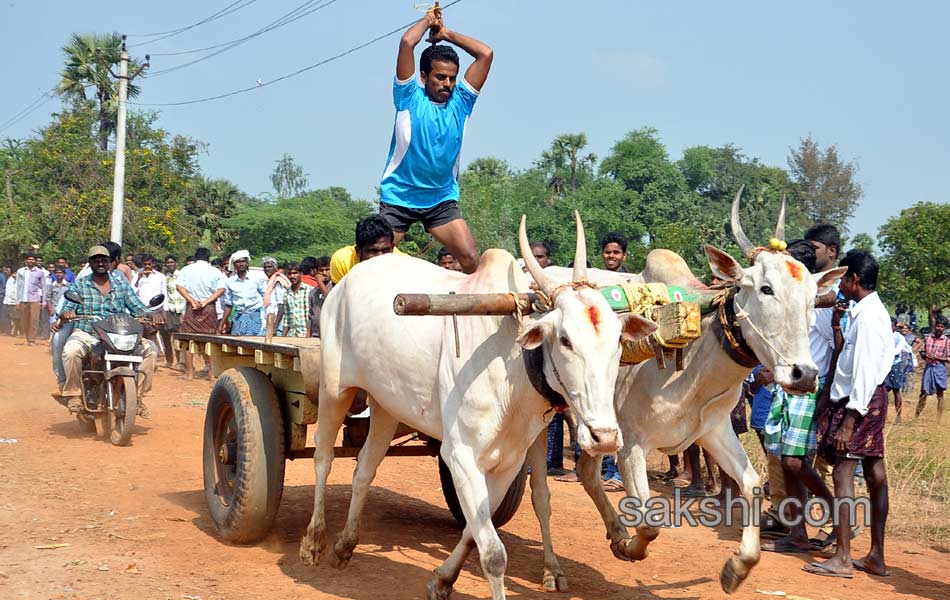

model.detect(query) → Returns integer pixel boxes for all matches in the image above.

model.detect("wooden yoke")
[394,293,539,316]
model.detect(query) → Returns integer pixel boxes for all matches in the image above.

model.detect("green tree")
[185,178,249,253]
[536,133,597,196]
[0,102,239,262]
[787,136,862,233]
[848,232,876,254]
[678,144,800,256]
[878,202,950,324]
[223,187,373,261]
[58,32,145,151]
[270,153,309,199]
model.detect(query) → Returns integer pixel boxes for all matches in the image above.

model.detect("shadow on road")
[46,418,153,442]
[161,482,712,599]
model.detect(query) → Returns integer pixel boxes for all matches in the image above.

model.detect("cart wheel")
[203,367,285,544]
[438,456,527,528]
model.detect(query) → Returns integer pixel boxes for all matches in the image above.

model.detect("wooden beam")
[255,349,274,365]
[274,352,293,370]
[288,445,440,460]
[393,292,537,316]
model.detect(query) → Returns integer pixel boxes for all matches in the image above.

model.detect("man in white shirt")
[160,255,186,370]
[134,253,168,354]
[175,247,226,380]
[805,250,893,579]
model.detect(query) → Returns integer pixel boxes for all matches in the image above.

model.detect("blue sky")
[2,0,948,239]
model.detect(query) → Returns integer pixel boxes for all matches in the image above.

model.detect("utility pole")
[109,36,148,245]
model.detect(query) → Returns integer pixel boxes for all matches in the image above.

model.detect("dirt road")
[0,336,947,600]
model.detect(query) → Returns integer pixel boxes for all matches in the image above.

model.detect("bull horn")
[730,185,755,257]
[774,194,787,242]
[572,210,588,281]
[519,214,556,295]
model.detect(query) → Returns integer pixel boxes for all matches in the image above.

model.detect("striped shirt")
[62,274,151,335]
[283,283,313,337]
[923,334,950,365]
[165,269,186,314]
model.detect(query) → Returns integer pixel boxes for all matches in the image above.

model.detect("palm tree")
[58,32,143,151]
[189,179,248,251]
[537,133,597,196]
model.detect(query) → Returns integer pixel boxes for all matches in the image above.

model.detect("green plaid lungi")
[763,379,822,457]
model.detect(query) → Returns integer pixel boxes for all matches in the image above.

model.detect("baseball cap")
[87,245,110,259]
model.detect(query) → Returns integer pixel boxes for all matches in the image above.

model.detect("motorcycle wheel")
[108,377,138,446]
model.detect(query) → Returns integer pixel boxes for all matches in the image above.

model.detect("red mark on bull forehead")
[785,260,804,281]
[586,305,602,334]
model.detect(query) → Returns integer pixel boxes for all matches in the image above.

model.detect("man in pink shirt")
[15,253,48,345]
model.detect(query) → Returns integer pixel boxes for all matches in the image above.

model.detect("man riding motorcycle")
[53,246,158,419]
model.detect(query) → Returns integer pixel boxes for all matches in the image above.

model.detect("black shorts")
[379,200,462,233]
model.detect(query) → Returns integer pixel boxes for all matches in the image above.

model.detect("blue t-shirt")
[379,74,479,209]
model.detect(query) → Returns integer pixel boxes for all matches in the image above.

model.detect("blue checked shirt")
[62,272,151,334]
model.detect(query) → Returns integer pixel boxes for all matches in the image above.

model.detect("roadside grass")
[737,369,950,547]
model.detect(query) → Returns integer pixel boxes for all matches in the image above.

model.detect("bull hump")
[458,249,525,292]
[642,250,697,287]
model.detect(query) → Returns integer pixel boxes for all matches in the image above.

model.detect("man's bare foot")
[555,471,580,483]
[853,556,890,577]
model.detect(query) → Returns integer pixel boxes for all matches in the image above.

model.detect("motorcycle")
[55,290,164,446]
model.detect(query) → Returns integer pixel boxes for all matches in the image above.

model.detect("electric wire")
[135,0,464,107]
[127,0,259,47]
[0,89,57,135]
[146,0,341,78]
[149,0,332,57]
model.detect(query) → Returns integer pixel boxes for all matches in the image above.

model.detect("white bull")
[525,189,847,593]
[298,214,656,600]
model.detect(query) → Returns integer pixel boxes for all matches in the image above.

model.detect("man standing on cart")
[377,4,493,274]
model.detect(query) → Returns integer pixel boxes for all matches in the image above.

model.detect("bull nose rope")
[731,292,795,370]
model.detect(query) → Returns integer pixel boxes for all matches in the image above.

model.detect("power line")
[0,83,100,137]
[134,0,465,107]
[147,0,341,78]
[127,0,259,47]
[150,0,329,57]
[0,89,58,136]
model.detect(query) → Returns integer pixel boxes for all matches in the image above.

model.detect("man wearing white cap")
[219,250,266,337]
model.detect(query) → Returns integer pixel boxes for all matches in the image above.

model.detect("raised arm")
[429,22,493,91]
[398,13,439,81]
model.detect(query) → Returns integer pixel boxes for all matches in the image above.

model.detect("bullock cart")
[174,332,527,544]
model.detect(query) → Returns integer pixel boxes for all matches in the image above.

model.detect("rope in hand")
[415,1,443,45]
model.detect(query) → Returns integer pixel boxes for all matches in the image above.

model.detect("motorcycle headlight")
[106,332,138,352]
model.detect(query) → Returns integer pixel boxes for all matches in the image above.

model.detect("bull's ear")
[705,246,744,283]
[813,266,848,296]
[517,320,552,350]
[620,313,657,342]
